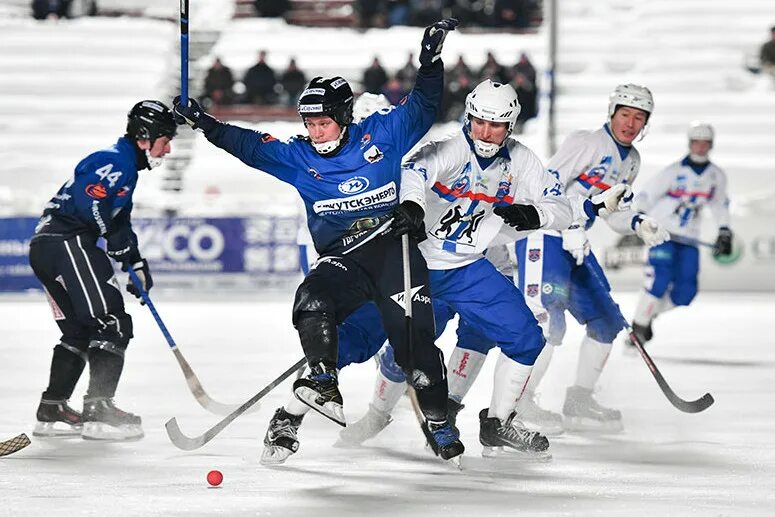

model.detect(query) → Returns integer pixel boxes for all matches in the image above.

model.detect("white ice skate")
[516,395,564,436]
[335,404,392,447]
[562,386,623,433]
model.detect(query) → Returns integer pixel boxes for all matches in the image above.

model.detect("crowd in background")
[760,25,775,80]
[203,50,539,129]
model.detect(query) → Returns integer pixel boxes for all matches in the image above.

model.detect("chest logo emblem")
[363,145,384,164]
[338,176,370,195]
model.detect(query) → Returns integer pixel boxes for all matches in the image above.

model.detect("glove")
[634,215,669,247]
[172,96,217,131]
[106,242,141,267]
[713,227,733,257]
[392,200,426,241]
[124,259,153,299]
[419,18,459,67]
[590,184,633,216]
[493,204,542,231]
[561,225,590,266]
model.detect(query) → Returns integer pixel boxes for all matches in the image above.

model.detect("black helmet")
[297,76,354,127]
[126,100,177,142]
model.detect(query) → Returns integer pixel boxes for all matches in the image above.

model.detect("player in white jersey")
[506,84,670,434]
[627,122,733,345]
[341,80,629,456]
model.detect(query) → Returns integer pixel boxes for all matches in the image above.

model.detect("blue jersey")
[34,136,142,257]
[202,63,443,253]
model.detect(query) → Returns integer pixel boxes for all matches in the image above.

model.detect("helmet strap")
[311,126,348,156]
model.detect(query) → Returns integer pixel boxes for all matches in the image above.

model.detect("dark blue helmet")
[126,100,177,141]
[297,76,354,127]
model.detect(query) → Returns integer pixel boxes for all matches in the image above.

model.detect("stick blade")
[0,433,31,457]
[165,418,206,451]
[670,392,715,414]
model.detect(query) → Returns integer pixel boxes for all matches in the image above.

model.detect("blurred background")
[1,0,774,293]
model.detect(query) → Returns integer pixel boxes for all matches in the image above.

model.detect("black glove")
[172,96,217,131]
[713,227,733,257]
[419,18,459,67]
[124,259,153,299]
[106,242,141,267]
[493,204,542,231]
[392,201,426,241]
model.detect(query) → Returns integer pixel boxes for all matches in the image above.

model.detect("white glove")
[561,225,590,266]
[590,184,633,216]
[634,215,669,246]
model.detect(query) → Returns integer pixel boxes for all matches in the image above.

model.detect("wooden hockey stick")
[165,357,306,451]
[0,433,31,457]
[128,269,246,416]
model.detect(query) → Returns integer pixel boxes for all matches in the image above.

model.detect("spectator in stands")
[381,78,407,105]
[243,50,278,105]
[281,58,308,107]
[409,0,445,27]
[395,52,417,93]
[511,52,537,85]
[357,0,386,28]
[363,57,389,95]
[513,72,537,133]
[478,51,509,84]
[448,54,475,85]
[386,0,410,26]
[494,0,532,29]
[442,72,473,122]
[760,25,775,79]
[32,0,71,19]
[254,0,290,17]
[203,58,235,107]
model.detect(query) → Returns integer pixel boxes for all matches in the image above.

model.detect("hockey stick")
[669,233,715,249]
[0,433,31,457]
[584,261,714,413]
[127,268,245,416]
[180,0,189,104]
[165,357,306,450]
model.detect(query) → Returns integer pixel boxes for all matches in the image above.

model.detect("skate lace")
[503,416,540,444]
[269,417,299,440]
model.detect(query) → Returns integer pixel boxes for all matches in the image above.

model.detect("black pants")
[293,230,449,421]
[29,234,132,399]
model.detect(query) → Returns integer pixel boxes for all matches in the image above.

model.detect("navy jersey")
[202,63,443,253]
[34,136,142,258]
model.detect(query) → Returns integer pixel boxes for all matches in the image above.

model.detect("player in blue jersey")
[173,19,464,463]
[29,100,176,441]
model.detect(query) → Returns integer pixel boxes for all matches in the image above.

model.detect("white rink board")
[1,292,774,515]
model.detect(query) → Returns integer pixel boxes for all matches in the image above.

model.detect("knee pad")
[585,316,624,344]
[377,344,406,383]
[292,282,336,326]
[57,340,89,364]
[92,312,133,349]
[456,320,496,355]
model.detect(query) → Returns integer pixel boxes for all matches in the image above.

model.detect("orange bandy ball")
[207,470,223,486]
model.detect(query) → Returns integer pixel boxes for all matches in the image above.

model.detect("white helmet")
[465,80,521,158]
[607,84,654,120]
[687,121,714,142]
[353,93,391,123]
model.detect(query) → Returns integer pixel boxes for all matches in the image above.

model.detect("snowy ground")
[1,291,774,516]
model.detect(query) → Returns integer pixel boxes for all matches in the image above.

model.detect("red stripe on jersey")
[433,181,514,204]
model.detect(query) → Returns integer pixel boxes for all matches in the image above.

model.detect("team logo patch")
[308,168,321,180]
[261,133,277,143]
[390,285,430,310]
[338,176,370,195]
[85,183,108,199]
[542,283,553,294]
[359,133,372,148]
[528,248,541,262]
[526,284,539,297]
[363,145,384,164]
[116,186,131,197]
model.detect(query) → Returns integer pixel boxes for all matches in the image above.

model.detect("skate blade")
[563,416,623,434]
[293,387,345,427]
[33,422,83,438]
[81,422,144,441]
[447,454,463,470]
[260,446,293,465]
[482,446,552,462]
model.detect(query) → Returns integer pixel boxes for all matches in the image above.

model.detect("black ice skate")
[479,408,551,460]
[261,407,305,465]
[562,386,623,433]
[447,398,465,433]
[422,419,465,462]
[81,397,143,441]
[293,364,345,426]
[335,403,392,447]
[33,399,83,437]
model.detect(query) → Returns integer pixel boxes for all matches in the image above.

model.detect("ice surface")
[1,292,774,515]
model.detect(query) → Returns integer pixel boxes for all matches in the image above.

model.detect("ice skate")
[335,404,392,447]
[562,386,623,433]
[479,408,551,460]
[516,394,564,436]
[423,419,465,463]
[261,407,304,465]
[33,399,83,438]
[293,364,345,426]
[81,397,143,441]
[447,398,465,432]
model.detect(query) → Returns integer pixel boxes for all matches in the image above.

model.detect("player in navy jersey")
[174,19,464,463]
[29,100,176,441]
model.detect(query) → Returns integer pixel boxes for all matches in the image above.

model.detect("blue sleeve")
[380,61,444,154]
[203,122,301,186]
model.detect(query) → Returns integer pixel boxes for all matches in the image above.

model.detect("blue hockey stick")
[180,0,189,104]
[583,260,714,413]
[127,268,246,416]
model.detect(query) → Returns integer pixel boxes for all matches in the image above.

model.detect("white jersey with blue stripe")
[633,156,730,239]
[400,130,574,270]
[546,124,642,235]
